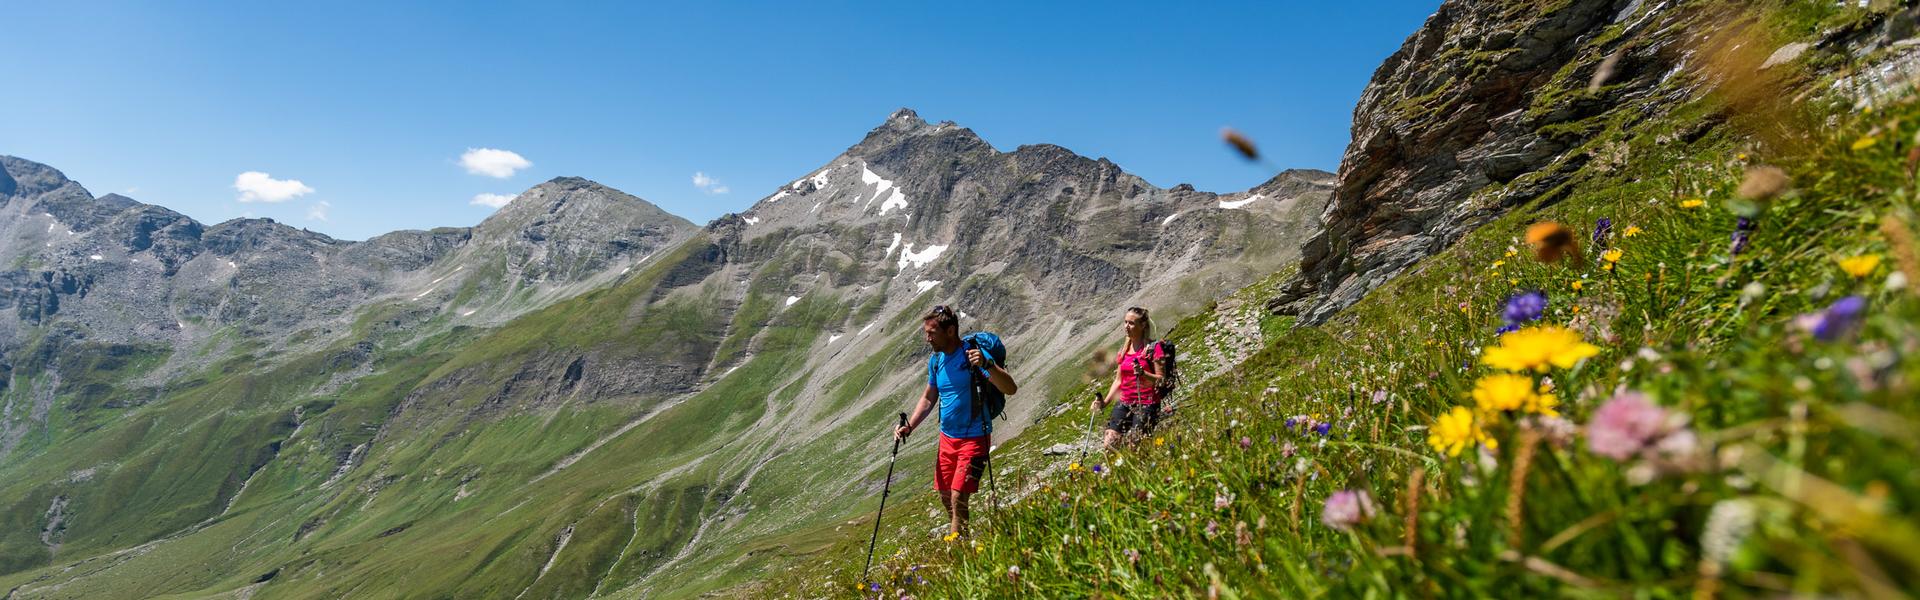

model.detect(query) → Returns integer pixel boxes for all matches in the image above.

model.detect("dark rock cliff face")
[1273,0,1920,323]
[1271,0,1679,322]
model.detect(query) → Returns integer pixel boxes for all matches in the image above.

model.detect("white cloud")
[692,171,730,195]
[460,148,532,178]
[306,200,331,222]
[470,192,517,208]
[233,171,315,203]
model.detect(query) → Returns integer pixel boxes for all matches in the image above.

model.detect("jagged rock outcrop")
[1270,0,1671,322]
[1270,0,1920,323]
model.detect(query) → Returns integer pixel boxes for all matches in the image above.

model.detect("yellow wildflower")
[1679,198,1706,209]
[1491,260,1506,269]
[1570,280,1584,291]
[1068,462,1083,472]
[1602,248,1623,264]
[1470,374,1536,413]
[1527,393,1560,416]
[1736,153,1748,161]
[1510,278,1519,286]
[1465,373,1561,416]
[1482,326,1602,373]
[1838,254,1882,278]
[1853,136,1879,151]
[1622,225,1643,237]
[1153,436,1165,447]
[944,531,960,543]
[1428,406,1495,457]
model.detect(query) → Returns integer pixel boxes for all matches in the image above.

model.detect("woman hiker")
[1092,306,1164,450]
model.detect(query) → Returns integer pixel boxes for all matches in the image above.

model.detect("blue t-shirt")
[929,349,990,438]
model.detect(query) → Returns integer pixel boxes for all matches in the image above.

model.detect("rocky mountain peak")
[0,155,79,199]
[887,106,923,123]
[475,175,690,240]
[201,217,338,256]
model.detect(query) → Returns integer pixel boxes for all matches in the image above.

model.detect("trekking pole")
[862,412,908,588]
[986,452,996,518]
[1078,390,1104,465]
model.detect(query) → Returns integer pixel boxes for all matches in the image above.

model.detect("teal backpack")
[926,331,1008,423]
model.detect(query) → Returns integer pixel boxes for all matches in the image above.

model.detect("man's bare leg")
[939,490,954,534]
[943,490,971,537]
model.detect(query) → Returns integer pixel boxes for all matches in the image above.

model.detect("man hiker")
[894,305,1017,538]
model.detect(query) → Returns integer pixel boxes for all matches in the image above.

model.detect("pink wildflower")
[1320,489,1376,531]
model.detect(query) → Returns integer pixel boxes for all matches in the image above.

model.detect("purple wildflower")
[1495,323,1520,335]
[1239,436,1252,449]
[1372,389,1388,404]
[1729,217,1754,255]
[1320,489,1376,531]
[1312,422,1332,437]
[1811,296,1867,342]
[1502,290,1548,324]
[1091,464,1104,474]
[1593,217,1613,249]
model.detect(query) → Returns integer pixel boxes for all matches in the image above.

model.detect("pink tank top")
[1117,342,1161,405]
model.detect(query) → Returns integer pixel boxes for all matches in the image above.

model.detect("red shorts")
[936,433,990,493]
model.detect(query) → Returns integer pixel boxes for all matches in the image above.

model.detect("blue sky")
[0,1,1439,241]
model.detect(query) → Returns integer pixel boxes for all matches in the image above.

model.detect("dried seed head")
[1525,222,1581,264]
[1736,165,1789,201]
[1221,128,1259,161]
[1588,51,1622,93]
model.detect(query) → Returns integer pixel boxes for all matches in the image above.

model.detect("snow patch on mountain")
[896,243,947,271]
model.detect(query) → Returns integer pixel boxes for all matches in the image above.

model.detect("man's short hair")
[922,305,959,331]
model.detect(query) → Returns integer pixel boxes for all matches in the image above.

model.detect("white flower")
[1702,499,1757,566]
